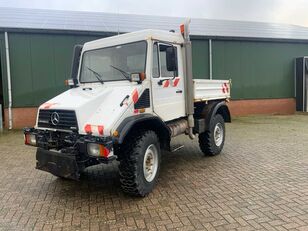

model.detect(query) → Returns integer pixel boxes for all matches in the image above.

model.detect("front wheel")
[118,130,161,197]
[199,114,225,156]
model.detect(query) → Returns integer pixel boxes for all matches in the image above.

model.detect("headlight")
[24,133,37,146]
[87,143,110,157]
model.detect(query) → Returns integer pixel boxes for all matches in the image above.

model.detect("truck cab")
[24,23,231,197]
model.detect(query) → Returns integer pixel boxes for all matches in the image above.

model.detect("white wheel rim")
[143,144,158,182]
[214,123,224,147]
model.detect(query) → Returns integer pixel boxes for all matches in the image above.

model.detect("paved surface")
[1,115,308,231]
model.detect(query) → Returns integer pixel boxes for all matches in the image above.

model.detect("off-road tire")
[118,130,161,197]
[199,114,225,156]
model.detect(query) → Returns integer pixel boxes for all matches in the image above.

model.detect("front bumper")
[36,148,80,180]
[24,128,116,179]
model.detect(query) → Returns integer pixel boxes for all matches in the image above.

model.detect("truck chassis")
[24,21,231,197]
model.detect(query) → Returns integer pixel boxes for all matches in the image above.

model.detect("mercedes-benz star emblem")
[51,112,60,125]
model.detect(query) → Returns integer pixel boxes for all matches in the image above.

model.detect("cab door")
[151,42,186,121]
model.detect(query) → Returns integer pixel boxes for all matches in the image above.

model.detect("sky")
[0,0,308,27]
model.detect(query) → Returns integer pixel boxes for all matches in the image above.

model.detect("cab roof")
[83,29,184,51]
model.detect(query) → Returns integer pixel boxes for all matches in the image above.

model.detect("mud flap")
[36,148,80,180]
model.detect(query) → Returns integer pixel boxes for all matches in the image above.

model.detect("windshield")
[80,41,147,83]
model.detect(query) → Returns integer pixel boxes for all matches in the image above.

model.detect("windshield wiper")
[110,65,130,80]
[86,66,104,85]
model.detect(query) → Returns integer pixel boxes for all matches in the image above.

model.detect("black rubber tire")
[118,130,161,197]
[199,114,225,156]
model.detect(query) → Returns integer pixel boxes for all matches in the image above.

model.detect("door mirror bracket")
[158,76,176,86]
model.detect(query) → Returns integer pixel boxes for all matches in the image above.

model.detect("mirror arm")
[158,75,176,86]
[158,79,165,85]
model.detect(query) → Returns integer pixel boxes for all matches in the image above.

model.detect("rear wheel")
[199,114,225,156]
[118,130,161,197]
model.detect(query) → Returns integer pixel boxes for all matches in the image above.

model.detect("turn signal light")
[113,130,119,137]
[139,72,146,81]
[87,143,110,158]
[24,133,37,146]
[180,24,185,34]
[139,108,145,113]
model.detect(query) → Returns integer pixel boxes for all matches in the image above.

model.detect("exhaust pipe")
[181,19,195,140]
[167,119,188,137]
[188,115,195,139]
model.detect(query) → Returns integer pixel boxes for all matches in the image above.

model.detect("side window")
[159,44,178,77]
[152,43,160,78]
[152,42,178,78]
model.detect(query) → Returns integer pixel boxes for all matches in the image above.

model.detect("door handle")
[176,90,183,93]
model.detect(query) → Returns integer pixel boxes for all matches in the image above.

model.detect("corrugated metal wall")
[191,39,308,100]
[1,32,308,108]
[191,39,209,79]
[0,32,101,108]
[0,33,6,110]
[212,40,308,99]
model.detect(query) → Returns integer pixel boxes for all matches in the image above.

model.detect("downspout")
[209,39,213,80]
[4,32,12,129]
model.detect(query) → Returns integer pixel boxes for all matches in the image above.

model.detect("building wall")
[2,31,308,128]
[4,98,297,128]
[0,33,7,125]
[192,39,308,99]
[0,33,6,107]
[0,32,102,108]
[3,32,308,108]
[212,40,308,99]
[191,39,209,79]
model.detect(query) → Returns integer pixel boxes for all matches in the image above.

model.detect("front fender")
[115,114,171,149]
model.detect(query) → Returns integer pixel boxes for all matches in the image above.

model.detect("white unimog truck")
[24,21,231,197]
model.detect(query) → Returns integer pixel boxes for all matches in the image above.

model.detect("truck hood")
[38,82,142,136]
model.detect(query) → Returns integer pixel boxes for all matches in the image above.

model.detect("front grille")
[38,109,78,131]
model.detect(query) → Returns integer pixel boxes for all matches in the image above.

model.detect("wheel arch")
[214,102,231,123]
[207,101,231,125]
[194,100,231,132]
[115,114,171,150]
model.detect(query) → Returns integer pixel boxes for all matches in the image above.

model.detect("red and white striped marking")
[163,80,170,88]
[84,124,104,135]
[222,83,229,94]
[131,89,140,114]
[162,77,180,88]
[173,78,180,87]
[132,89,139,104]
[41,102,58,109]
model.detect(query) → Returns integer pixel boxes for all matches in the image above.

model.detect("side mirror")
[69,44,83,88]
[166,46,177,72]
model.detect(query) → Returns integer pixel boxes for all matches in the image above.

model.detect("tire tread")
[199,114,225,156]
[118,130,159,197]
